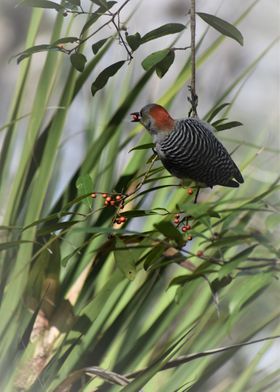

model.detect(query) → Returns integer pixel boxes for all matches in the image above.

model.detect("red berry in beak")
[130,112,140,122]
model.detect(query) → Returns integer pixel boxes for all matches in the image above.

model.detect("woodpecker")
[131,103,244,191]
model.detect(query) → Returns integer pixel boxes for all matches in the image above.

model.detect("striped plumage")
[131,103,244,188]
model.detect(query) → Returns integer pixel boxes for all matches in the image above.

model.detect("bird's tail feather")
[222,179,240,188]
[233,163,244,184]
[234,170,244,184]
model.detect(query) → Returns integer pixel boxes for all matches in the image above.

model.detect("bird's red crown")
[148,104,174,131]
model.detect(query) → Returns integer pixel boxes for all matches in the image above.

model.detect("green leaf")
[156,49,175,78]
[61,247,83,266]
[37,221,79,236]
[66,0,80,6]
[210,275,233,294]
[141,23,186,44]
[91,38,108,54]
[121,210,156,218]
[114,238,136,280]
[214,121,243,131]
[52,36,79,45]
[70,53,87,72]
[19,0,64,11]
[207,234,253,248]
[208,209,221,218]
[211,117,228,127]
[18,300,43,351]
[154,221,183,244]
[129,143,154,152]
[91,60,125,96]
[141,49,170,71]
[81,14,99,35]
[229,274,272,315]
[75,174,93,209]
[74,226,137,235]
[122,328,193,392]
[143,244,165,270]
[90,0,110,7]
[15,44,55,64]
[0,240,35,251]
[219,245,257,277]
[126,32,142,51]
[169,273,204,287]
[81,2,117,34]
[207,102,231,122]
[197,12,244,46]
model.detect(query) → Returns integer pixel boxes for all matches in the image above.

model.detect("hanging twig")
[67,0,133,59]
[188,0,198,117]
[112,18,133,61]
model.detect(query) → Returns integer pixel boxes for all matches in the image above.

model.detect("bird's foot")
[187,85,198,117]
[193,187,200,204]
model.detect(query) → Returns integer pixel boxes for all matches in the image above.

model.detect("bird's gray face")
[130,105,155,134]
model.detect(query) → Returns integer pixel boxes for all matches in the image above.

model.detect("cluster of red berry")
[172,188,196,240]
[173,213,193,241]
[91,192,127,224]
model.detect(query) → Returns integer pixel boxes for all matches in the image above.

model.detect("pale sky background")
[1,0,279,185]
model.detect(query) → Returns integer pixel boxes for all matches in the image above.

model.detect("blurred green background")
[0,1,279,391]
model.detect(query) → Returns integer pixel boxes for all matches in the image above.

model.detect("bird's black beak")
[130,112,141,122]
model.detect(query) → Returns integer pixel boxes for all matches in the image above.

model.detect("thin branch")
[188,0,198,117]
[111,18,133,60]
[173,46,191,51]
[134,154,159,192]
[126,334,280,379]
[54,334,280,391]
[68,0,132,56]
[54,367,130,392]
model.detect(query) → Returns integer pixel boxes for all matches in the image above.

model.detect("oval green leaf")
[215,121,243,131]
[156,49,175,78]
[90,0,109,7]
[70,53,87,72]
[91,38,108,54]
[15,44,53,64]
[197,12,244,46]
[52,37,79,46]
[67,0,81,6]
[141,23,186,44]
[91,60,125,96]
[19,0,64,11]
[141,49,170,71]
[207,102,231,122]
[114,238,136,280]
[81,1,117,34]
[129,143,154,152]
[154,221,183,244]
[126,32,142,51]
[75,174,93,209]
[144,244,165,271]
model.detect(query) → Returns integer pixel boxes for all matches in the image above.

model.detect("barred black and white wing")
[156,118,244,187]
